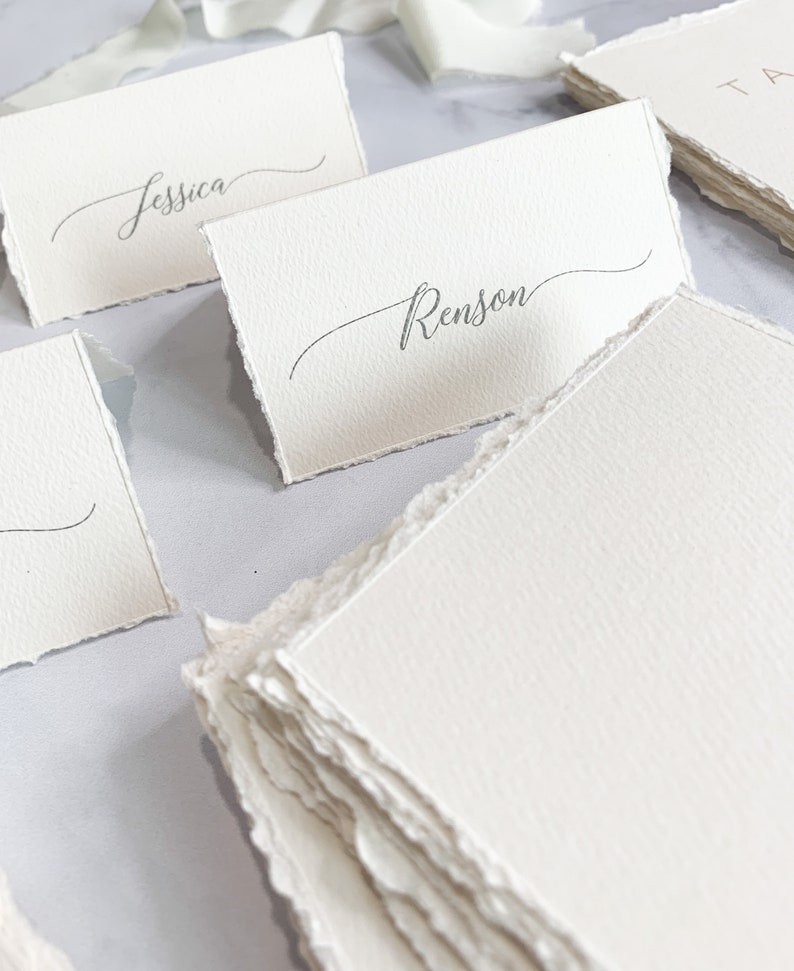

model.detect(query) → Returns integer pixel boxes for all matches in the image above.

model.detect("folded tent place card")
[0,34,366,326]
[186,287,794,971]
[563,0,794,249]
[0,333,176,670]
[203,99,691,483]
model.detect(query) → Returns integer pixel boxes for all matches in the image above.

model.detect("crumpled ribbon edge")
[0,0,595,114]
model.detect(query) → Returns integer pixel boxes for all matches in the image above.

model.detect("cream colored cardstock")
[0,333,176,670]
[249,289,794,971]
[0,34,366,326]
[203,99,691,483]
[563,0,794,247]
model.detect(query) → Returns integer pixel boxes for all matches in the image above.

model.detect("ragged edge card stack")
[562,0,794,250]
[185,288,794,971]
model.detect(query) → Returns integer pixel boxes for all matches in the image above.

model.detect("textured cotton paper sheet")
[0,868,74,971]
[0,333,176,670]
[562,0,794,248]
[204,100,691,483]
[0,34,366,326]
[245,289,794,971]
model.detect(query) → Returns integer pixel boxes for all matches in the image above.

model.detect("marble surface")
[0,2,791,970]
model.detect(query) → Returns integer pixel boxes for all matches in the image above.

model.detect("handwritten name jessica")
[289,250,653,380]
[51,155,327,242]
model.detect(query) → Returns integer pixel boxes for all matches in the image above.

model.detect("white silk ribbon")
[0,0,594,114]
[398,0,593,81]
[1,0,186,114]
[199,0,396,40]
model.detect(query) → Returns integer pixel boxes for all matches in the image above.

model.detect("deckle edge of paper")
[183,613,348,971]
[560,0,749,64]
[561,5,794,246]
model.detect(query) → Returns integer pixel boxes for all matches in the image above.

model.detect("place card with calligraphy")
[203,100,691,483]
[0,333,176,671]
[0,34,366,326]
[563,0,794,249]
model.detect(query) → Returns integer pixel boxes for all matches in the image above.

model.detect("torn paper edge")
[253,678,545,971]
[206,99,691,485]
[80,332,134,383]
[242,663,490,971]
[185,611,427,971]
[565,0,747,57]
[326,31,369,181]
[0,31,364,327]
[262,651,602,971]
[233,286,792,970]
[185,620,337,971]
[3,332,178,669]
[562,67,794,249]
[0,867,75,971]
[636,99,695,288]
[190,614,477,970]
[560,0,794,248]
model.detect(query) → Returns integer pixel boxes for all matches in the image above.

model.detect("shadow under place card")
[563,0,794,249]
[246,287,794,971]
[203,99,692,483]
[0,34,366,326]
[0,333,176,671]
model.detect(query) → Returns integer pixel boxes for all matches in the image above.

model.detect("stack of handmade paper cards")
[186,288,794,971]
[562,0,794,249]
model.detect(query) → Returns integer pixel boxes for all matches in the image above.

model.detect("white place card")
[0,34,366,326]
[563,0,794,248]
[0,333,176,670]
[203,100,691,483]
[249,288,794,970]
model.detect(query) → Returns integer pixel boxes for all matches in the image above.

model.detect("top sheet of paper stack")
[563,0,794,249]
[193,288,794,971]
